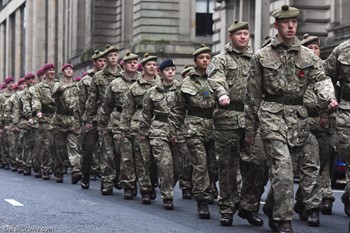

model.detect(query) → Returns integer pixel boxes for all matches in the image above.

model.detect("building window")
[196,0,214,36]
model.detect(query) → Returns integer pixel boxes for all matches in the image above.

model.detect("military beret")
[75,76,81,82]
[301,33,320,46]
[5,76,14,84]
[140,53,158,65]
[24,72,35,80]
[61,63,73,72]
[36,68,45,77]
[103,44,119,55]
[228,21,249,33]
[18,78,26,85]
[193,44,211,57]
[181,65,194,76]
[123,51,139,62]
[159,59,176,71]
[42,63,55,72]
[92,50,105,60]
[272,5,299,19]
[81,71,88,78]
[13,83,19,90]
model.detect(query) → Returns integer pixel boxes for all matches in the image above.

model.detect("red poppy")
[299,70,305,78]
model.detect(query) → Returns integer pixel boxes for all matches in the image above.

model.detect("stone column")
[32,0,47,71]
[0,23,5,81]
[14,8,23,78]
[5,16,13,77]
[25,0,34,73]
[57,0,65,66]
[85,0,92,48]
[47,0,57,65]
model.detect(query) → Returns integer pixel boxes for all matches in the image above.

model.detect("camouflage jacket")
[1,91,14,127]
[83,66,123,124]
[4,92,17,127]
[139,80,178,141]
[99,72,139,132]
[32,81,56,125]
[119,74,161,135]
[13,88,32,128]
[169,69,215,138]
[77,69,94,118]
[51,79,80,129]
[208,42,253,129]
[245,37,335,146]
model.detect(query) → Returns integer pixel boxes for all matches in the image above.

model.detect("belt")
[136,105,143,110]
[218,102,244,112]
[115,106,123,112]
[264,95,303,105]
[154,113,169,122]
[56,110,74,116]
[187,107,213,119]
[341,92,350,101]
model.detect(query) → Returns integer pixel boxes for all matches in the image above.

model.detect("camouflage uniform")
[6,92,20,170]
[169,68,215,202]
[32,81,56,178]
[120,74,161,196]
[324,39,350,205]
[82,66,123,191]
[1,90,14,168]
[245,37,336,221]
[51,79,81,180]
[139,80,180,200]
[99,72,138,192]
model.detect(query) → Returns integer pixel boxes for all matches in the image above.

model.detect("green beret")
[123,51,139,62]
[140,53,158,65]
[301,33,320,46]
[193,44,211,57]
[228,21,249,33]
[103,44,119,55]
[92,50,105,60]
[181,65,194,76]
[272,5,300,19]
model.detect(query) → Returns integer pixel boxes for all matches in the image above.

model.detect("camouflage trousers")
[264,135,319,221]
[99,131,120,189]
[1,129,10,165]
[52,128,81,175]
[174,139,193,190]
[185,136,213,201]
[31,127,42,174]
[9,130,20,169]
[19,127,34,170]
[136,136,154,194]
[150,138,179,199]
[80,127,98,174]
[37,123,53,173]
[119,135,137,190]
[292,133,321,211]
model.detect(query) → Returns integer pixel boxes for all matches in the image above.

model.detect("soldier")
[82,44,123,194]
[98,51,139,199]
[208,21,264,226]
[180,64,194,79]
[324,36,350,231]
[244,5,338,233]
[79,49,106,185]
[32,63,56,180]
[139,59,180,210]
[169,44,215,219]
[51,63,82,184]
[119,53,161,203]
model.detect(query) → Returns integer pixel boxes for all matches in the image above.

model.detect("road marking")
[260,201,266,204]
[4,199,24,206]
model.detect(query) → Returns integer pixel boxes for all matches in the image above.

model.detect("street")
[0,169,348,233]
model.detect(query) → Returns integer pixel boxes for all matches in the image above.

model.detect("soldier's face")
[45,68,56,80]
[143,61,157,76]
[19,83,26,90]
[7,81,14,91]
[161,67,176,82]
[229,29,250,50]
[25,77,35,86]
[194,53,211,70]
[307,44,321,57]
[274,18,297,40]
[124,60,138,73]
[63,67,74,78]
[106,52,119,66]
[93,58,106,71]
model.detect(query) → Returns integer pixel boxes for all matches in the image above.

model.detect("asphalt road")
[0,169,348,233]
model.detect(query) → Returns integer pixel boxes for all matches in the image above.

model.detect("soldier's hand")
[244,135,255,146]
[37,112,43,119]
[85,123,93,130]
[169,135,177,144]
[74,128,81,135]
[28,118,34,125]
[328,98,339,112]
[318,116,329,128]
[0,129,3,135]
[138,135,146,142]
[60,85,66,92]
[218,95,230,106]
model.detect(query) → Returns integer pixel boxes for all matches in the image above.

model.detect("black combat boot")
[342,194,350,216]
[113,179,122,190]
[197,200,210,219]
[182,189,192,199]
[56,173,64,183]
[163,199,174,210]
[142,192,151,204]
[150,187,157,200]
[3,163,10,170]
[71,171,82,184]
[101,186,113,195]
[124,189,134,200]
[238,208,264,226]
[307,208,320,227]
[42,171,50,180]
[321,198,333,215]
[262,205,278,232]
[80,173,90,189]
[293,201,307,221]
[277,220,293,233]
[220,213,233,226]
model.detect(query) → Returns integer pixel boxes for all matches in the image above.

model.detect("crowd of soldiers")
[1,4,350,233]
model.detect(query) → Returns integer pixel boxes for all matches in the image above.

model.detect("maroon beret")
[43,63,55,72]
[0,83,6,89]
[5,76,14,84]
[37,68,45,76]
[18,78,26,85]
[75,76,81,82]
[24,72,35,80]
[13,83,19,90]
[61,63,73,72]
